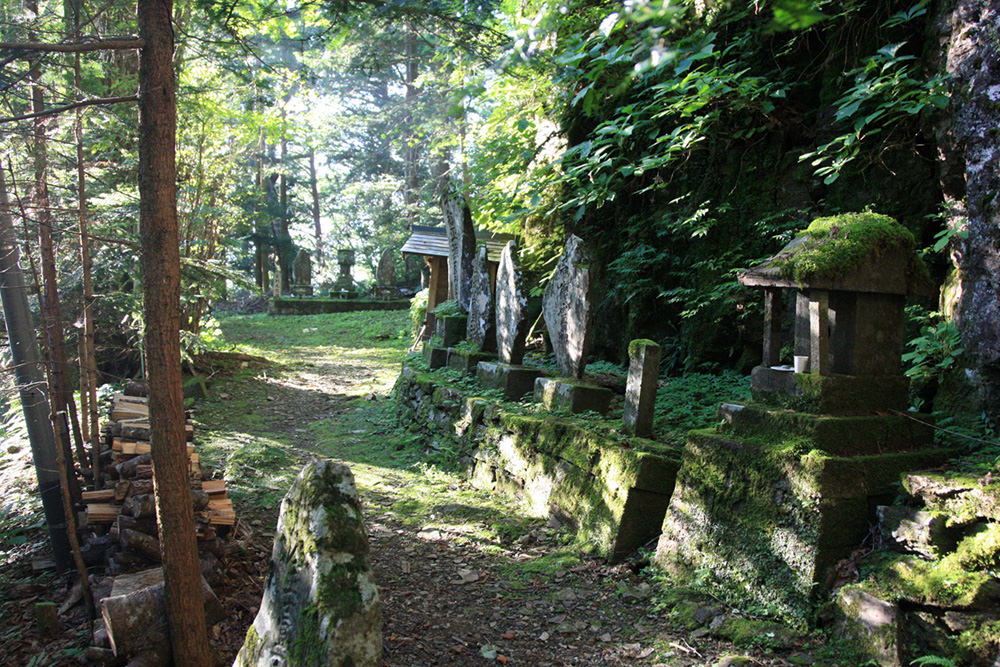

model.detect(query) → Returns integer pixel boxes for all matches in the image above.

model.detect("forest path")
[196,310,811,667]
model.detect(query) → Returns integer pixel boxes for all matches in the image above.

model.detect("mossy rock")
[865,554,1000,610]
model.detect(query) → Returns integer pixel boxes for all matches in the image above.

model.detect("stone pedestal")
[435,315,468,348]
[477,362,544,400]
[446,348,496,375]
[534,377,612,415]
[290,284,313,297]
[422,343,448,369]
[653,400,954,619]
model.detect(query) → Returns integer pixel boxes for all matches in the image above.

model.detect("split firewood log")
[122,493,156,519]
[114,453,151,479]
[119,529,160,562]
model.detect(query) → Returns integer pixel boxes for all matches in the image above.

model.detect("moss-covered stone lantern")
[738,212,933,413]
[652,213,954,623]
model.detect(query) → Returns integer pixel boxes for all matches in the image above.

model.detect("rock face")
[495,241,529,364]
[293,249,312,287]
[466,245,494,350]
[934,2,1000,424]
[376,249,396,287]
[543,235,593,378]
[234,460,381,667]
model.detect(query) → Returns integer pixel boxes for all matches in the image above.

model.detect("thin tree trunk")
[278,112,291,292]
[137,0,211,662]
[308,147,322,266]
[403,25,419,225]
[0,166,71,571]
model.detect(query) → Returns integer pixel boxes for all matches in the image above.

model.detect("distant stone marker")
[623,339,661,437]
[542,234,593,378]
[293,249,312,287]
[466,245,495,351]
[376,249,396,287]
[333,248,357,297]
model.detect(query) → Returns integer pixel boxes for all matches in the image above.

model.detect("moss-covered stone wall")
[269,298,410,316]
[394,364,681,560]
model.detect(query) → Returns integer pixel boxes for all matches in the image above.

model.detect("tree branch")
[0,38,144,54]
[0,95,138,123]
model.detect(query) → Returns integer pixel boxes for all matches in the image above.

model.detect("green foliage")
[909,655,960,667]
[409,288,429,338]
[432,300,465,318]
[903,312,963,383]
[653,372,750,445]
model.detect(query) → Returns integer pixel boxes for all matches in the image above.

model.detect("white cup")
[793,355,809,373]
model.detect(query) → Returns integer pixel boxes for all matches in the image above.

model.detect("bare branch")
[0,95,138,123]
[0,38,144,54]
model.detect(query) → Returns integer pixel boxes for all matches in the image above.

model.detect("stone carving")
[292,249,312,288]
[333,248,356,295]
[376,249,396,287]
[234,459,381,667]
[466,245,494,350]
[542,235,593,378]
[441,187,476,310]
[495,241,529,364]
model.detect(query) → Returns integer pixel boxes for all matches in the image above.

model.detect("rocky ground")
[0,310,856,665]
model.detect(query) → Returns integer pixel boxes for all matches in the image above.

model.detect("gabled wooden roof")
[401,225,516,262]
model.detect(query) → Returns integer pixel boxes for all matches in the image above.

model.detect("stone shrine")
[291,249,313,297]
[332,248,357,298]
[477,241,544,398]
[375,249,397,300]
[653,213,952,619]
[534,235,611,413]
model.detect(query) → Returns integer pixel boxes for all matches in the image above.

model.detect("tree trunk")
[136,0,211,662]
[0,167,71,570]
[403,26,420,225]
[278,114,292,292]
[933,0,1000,424]
[308,147,322,266]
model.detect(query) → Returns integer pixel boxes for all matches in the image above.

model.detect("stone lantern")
[331,248,357,298]
[652,213,953,619]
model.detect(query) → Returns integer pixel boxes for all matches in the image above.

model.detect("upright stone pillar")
[623,339,661,438]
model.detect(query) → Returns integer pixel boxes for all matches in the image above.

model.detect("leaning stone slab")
[542,235,594,378]
[495,241,530,364]
[234,460,381,667]
[623,339,661,438]
[477,361,544,400]
[534,377,612,415]
[835,586,903,667]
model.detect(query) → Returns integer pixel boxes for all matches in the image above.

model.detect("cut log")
[135,465,153,479]
[114,452,151,479]
[100,568,222,661]
[122,493,156,519]
[114,481,130,502]
[82,489,115,503]
[125,479,154,498]
[200,479,226,495]
[111,403,148,421]
[113,514,157,540]
[120,528,160,562]
[86,504,120,524]
[123,381,148,397]
[119,421,193,442]
[191,489,210,511]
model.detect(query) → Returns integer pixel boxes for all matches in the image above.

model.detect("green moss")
[628,338,658,359]
[288,605,325,666]
[774,212,920,283]
[956,618,1000,664]
[712,616,795,649]
[866,555,1000,608]
[950,523,1000,570]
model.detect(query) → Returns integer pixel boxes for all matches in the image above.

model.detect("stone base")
[289,284,313,297]
[534,377,613,414]
[653,429,956,620]
[422,344,448,369]
[328,290,358,299]
[750,366,909,415]
[446,349,496,375]
[269,298,409,316]
[374,286,398,301]
[477,362,544,400]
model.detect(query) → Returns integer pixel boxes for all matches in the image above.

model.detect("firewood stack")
[80,383,236,569]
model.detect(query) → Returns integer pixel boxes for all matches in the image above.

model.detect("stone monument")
[291,249,313,297]
[476,241,544,398]
[234,459,381,666]
[465,245,494,351]
[442,189,476,311]
[332,248,357,298]
[653,212,952,619]
[623,339,661,438]
[533,235,612,413]
[375,249,397,300]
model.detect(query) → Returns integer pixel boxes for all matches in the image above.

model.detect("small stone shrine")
[653,213,953,619]
[534,235,612,413]
[290,249,313,297]
[623,339,661,438]
[375,248,397,300]
[477,241,544,398]
[332,248,357,298]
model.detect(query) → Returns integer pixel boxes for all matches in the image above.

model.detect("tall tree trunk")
[137,0,211,662]
[0,167,71,571]
[278,115,291,292]
[27,0,89,483]
[403,25,420,225]
[308,147,322,266]
[933,0,1000,424]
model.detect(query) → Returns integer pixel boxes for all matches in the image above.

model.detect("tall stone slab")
[623,339,661,437]
[542,235,593,379]
[495,241,528,364]
[376,249,396,287]
[234,460,381,667]
[466,245,495,351]
[293,249,312,288]
[441,186,476,311]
